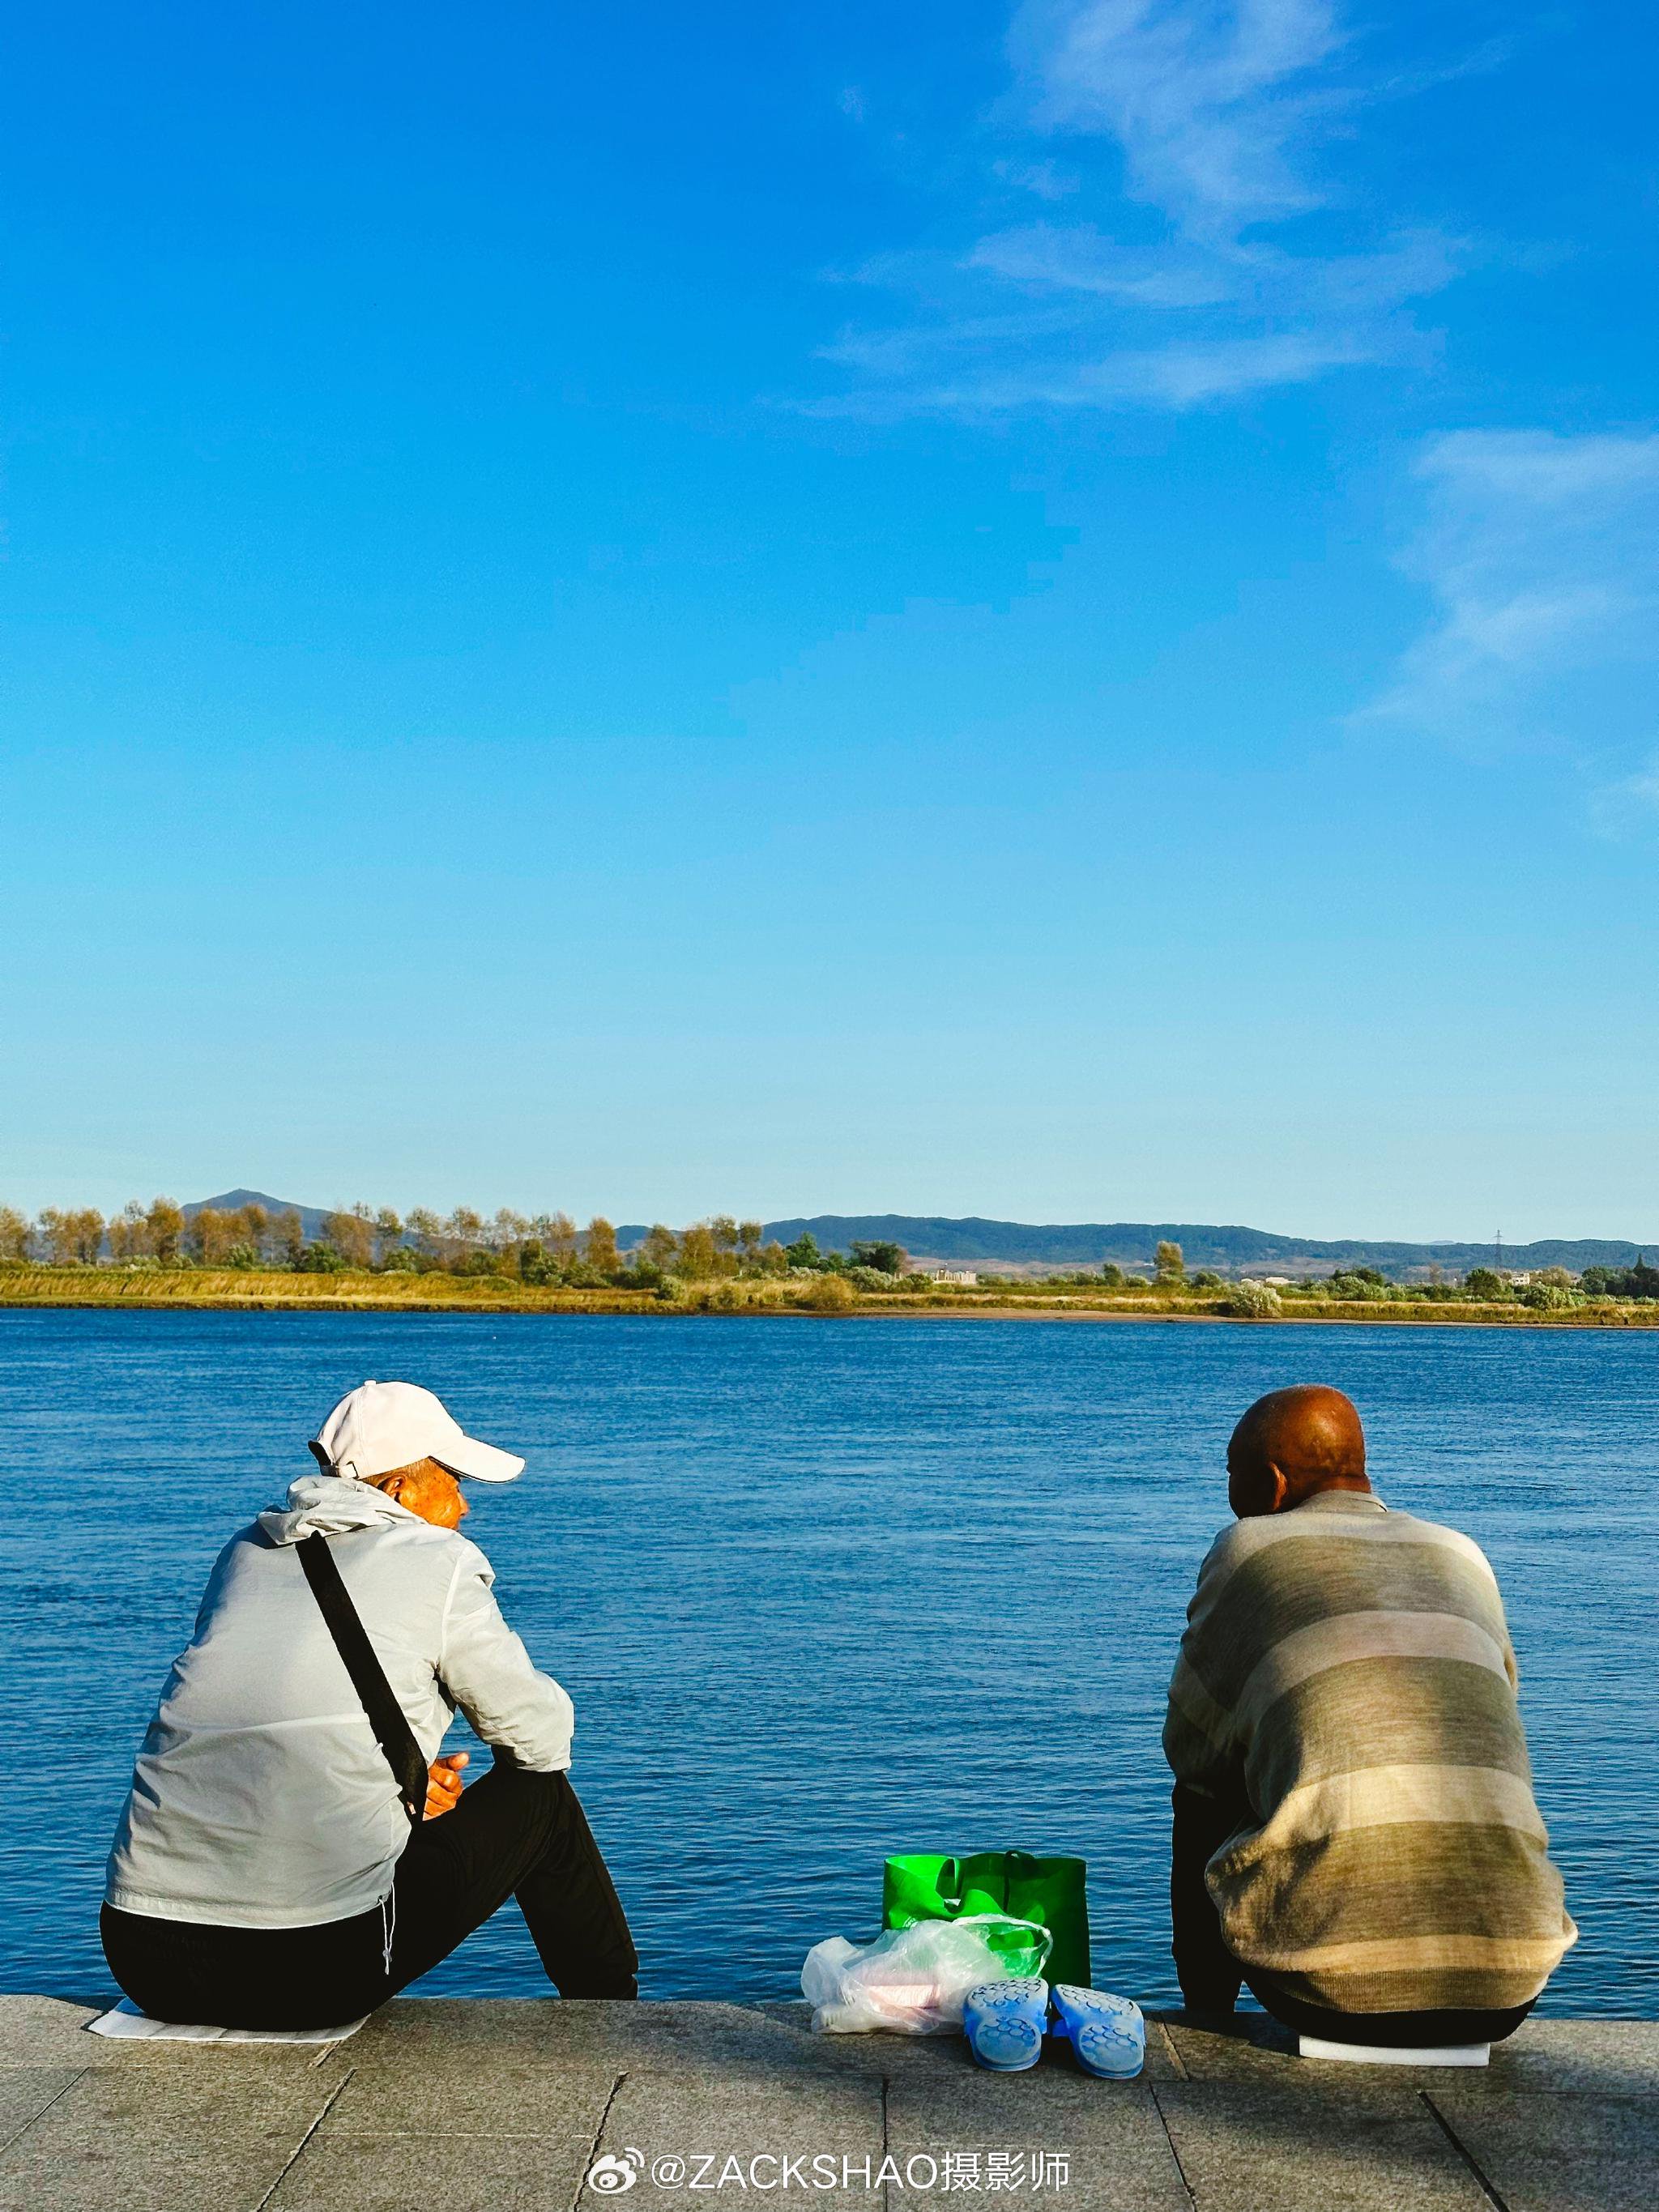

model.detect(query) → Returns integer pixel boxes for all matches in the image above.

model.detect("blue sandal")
[1050,1984,1145,2079]
[962,1979,1051,2072]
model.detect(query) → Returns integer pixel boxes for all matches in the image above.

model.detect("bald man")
[1163,1386,1575,2051]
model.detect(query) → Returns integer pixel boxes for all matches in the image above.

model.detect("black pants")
[102,1765,638,2031]
[1171,1784,1535,2049]
[1243,1972,1534,2048]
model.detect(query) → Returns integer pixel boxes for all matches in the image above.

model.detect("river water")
[1,1309,1652,2014]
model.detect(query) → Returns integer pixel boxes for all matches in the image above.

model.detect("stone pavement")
[0,1997,1653,2212]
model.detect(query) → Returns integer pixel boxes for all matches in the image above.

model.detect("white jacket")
[105,1476,574,1929]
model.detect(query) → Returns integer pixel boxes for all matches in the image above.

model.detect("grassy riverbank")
[2,1264,1657,1324]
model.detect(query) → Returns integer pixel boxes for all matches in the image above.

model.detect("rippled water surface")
[2,1309,1653,2014]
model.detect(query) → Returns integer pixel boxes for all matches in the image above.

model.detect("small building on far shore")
[930,1267,979,1286]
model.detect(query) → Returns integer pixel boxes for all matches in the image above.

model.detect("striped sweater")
[1164,1491,1576,2016]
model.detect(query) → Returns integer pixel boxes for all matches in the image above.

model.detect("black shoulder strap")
[297,1533,426,1824]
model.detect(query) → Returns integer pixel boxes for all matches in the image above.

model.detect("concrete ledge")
[0,1998,1653,2210]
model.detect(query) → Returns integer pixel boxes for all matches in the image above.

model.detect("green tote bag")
[882,1850,1092,1990]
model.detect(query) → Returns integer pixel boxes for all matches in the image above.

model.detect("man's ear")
[1265,1462,1290,1513]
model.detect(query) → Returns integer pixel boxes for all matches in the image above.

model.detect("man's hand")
[424,1751,469,1820]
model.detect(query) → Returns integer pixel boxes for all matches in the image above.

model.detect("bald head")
[1226,1386,1370,1519]
[364,1458,469,1532]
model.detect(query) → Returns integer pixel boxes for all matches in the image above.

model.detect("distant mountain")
[186,1196,1651,1280]
[618,1214,1652,1279]
[186,1190,330,1240]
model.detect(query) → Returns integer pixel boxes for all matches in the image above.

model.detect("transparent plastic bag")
[800,1912,1052,2035]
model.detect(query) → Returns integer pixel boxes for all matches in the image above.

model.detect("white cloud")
[1081,325,1372,403]
[1596,759,1659,831]
[812,320,1366,414]
[1012,0,1346,235]
[1367,430,1659,809]
[967,221,1240,305]
[967,219,1457,316]
[811,0,1468,416]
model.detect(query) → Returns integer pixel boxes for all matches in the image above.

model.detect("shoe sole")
[1051,1984,1145,2080]
[962,1978,1050,2073]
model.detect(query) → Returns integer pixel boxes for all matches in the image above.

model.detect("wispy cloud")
[1013,0,1346,236]
[1367,430,1659,816]
[810,0,1469,416]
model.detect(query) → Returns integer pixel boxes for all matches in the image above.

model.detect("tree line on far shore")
[0,1199,920,1290]
[3,1208,1655,1306]
[977,1242,1659,1306]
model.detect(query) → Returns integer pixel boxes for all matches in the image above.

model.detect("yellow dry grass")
[0,1266,1654,1326]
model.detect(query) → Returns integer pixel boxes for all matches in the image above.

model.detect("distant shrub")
[224,1242,259,1271]
[849,1239,906,1275]
[1221,1281,1282,1319]
[1581,1259,1659,1299]
[794,1273,856,1313]
[1463,1268,1508,1299]
[846,1265,896,1292]
[1518,1281,1575,1311]
[295,1242,346,1274]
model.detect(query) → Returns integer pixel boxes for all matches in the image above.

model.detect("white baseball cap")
[313,1379,525,1485]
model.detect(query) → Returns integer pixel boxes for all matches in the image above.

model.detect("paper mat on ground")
[1298,2034,1490,2067]
[87,1997,367,2044]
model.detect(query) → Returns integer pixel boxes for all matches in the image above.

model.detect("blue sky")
[3,0,1656,1237]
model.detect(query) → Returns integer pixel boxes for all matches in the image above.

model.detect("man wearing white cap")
[100,1380,637,2029]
